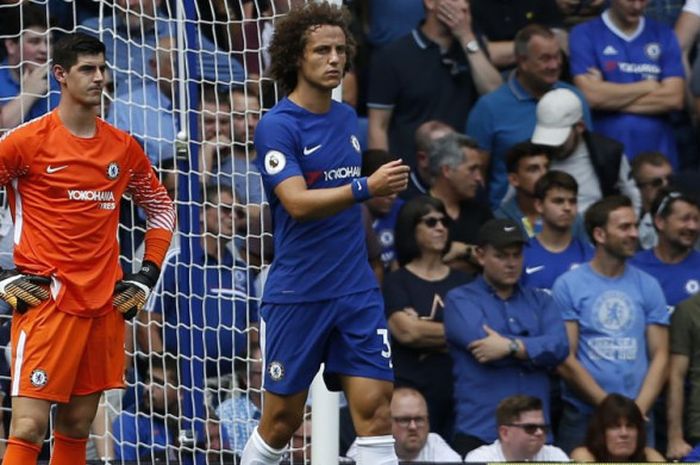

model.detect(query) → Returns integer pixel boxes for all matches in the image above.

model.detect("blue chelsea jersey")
[255,98,377,303]
[569,11,684,166]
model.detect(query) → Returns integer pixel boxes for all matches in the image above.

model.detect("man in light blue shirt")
[553,195,669,453]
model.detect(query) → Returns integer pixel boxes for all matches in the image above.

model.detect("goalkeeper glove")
[113,260,160,320]
[0,269,51,314]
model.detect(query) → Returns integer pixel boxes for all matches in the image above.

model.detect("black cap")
[477,219,527,248]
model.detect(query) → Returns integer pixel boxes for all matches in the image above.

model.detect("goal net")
[0,0,317,463]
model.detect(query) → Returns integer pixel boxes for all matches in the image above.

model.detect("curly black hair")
[268,2,356,94]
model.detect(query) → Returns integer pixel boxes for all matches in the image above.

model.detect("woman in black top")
[383,195,472,440]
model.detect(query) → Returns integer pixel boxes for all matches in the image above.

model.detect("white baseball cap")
[531,88,583,147]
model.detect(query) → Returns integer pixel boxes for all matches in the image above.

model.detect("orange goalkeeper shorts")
[10,298,125,402]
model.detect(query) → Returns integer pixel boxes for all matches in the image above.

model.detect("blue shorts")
[260,289,394,395]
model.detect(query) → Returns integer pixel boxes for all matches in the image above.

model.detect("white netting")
[0,0,317,463]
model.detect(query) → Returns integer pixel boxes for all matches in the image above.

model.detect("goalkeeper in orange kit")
[0,33,175,465]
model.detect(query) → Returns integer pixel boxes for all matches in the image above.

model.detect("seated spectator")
[467,24,592,208]
[0,2,59,131]
[113,354,179,461]
[367,0,501,171]
[142,185,258,381]
[444,218,568,456]
[217,345,263,456]
[216,87,265,206]
[347,387,461,462]
[495,141,551,237]
[570,393,666,462]
[363,149,404,272]
[631,152,674,249]
[465,395,570,462]
[523,170,593,292]
[403,120,455,200]
[569,0,684,168]
[199,83,233,180]
[631,189,700,308]
[531,88,639,214]
[80,0,244,96]
[384,195,472,438]
[109,36,178,165]
[427,133,492,270]
[470,0,567,69]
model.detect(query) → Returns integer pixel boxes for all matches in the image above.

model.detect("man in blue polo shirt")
[0,3,59,130]
[569,0,684,168]
[631,189,700,309]
[467,24,592,208]
[444,218,568,457]
[367,0,502,171]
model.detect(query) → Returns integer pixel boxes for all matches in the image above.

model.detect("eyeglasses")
[419,216,449,228]
[654,191,682,217]
[505,423,550,435]
[637,176,669,189]
[392,416,428,427]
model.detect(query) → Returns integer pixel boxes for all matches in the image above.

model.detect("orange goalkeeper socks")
[48,431,88,465]
[3,436,41,465]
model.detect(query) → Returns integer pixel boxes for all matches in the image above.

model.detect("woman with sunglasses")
[570,393,665,462]
[382,195,472,440]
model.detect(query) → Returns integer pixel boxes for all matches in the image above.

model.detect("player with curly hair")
[240,3,410,465]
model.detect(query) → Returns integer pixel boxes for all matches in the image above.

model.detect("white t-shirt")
[683,0,700,17]
[346,433,462,462]
[465,440,570,462]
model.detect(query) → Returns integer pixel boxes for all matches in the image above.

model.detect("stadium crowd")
[3,0,700,463]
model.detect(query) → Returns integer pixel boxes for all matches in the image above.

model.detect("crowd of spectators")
[3,0,700,463]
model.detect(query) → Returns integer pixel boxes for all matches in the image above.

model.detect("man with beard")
[631,190,700,308]
[531,88,638,215]
[466,24,591,208]
[552,195,669,453]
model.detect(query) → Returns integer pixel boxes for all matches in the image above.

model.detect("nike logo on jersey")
[303,145,322,156]
[525,265,545,275]
[504,226,516,232]
[46,165,68,174]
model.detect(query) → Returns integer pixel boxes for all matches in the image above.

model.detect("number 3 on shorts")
[377,328,393,368]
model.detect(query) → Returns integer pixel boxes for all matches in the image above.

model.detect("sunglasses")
[637,176,669,189]
[419,216,449,228]
[392,416,428,427]
[505,423,550,435]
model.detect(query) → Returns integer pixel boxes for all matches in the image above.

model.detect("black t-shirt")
[471,0,563,42]
[450,199,493,246]
[383,267,472,385]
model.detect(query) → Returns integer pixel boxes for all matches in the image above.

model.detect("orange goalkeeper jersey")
[0,111,176,317]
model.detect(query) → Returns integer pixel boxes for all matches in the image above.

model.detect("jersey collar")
[602,9,646,42]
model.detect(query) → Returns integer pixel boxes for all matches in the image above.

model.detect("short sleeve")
[382,270,411,317]
[366,46,400,108]
[642,274,670,325]
[466,97,495,152]
[569,23,598,77]
[552,275,580,321]
[670,296,697,355]
[254,115,303,189]
[659,28,685,80]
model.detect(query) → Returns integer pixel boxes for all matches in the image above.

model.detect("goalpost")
[0,0,347,463]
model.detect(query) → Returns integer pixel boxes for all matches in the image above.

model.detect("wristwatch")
[508,338,519,356]
[465,39,480,54]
